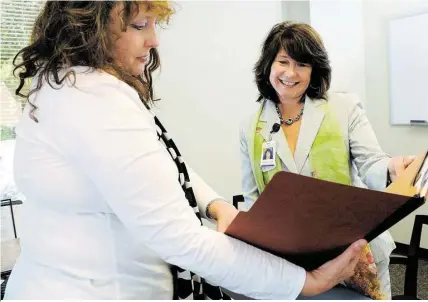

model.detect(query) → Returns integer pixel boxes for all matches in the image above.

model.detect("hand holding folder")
[225,151,427,297]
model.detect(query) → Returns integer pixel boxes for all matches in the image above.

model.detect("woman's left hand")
[207,200,239,233]
[387,155,416,181]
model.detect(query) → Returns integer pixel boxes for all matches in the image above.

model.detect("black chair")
[1,199,19,239]
[232,194,245,210]
[390,214,428,300]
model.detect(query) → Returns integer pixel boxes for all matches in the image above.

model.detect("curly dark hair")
[254,21,331,103]
[13,1,173,122]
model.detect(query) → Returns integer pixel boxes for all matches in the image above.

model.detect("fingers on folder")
[324,239,367,282]
[303,239,367,296]
[335,239,367,275]
[347,239,368,268]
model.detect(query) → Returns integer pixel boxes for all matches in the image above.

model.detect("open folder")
[225,151,427,271]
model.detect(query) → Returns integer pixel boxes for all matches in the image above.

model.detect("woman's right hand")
[300,239,367,297]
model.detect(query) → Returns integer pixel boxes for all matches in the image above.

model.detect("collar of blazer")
[257,96,327,174]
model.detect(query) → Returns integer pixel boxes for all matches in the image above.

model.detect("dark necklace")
[275,104,304,125]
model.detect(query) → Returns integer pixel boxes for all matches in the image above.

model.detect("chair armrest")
[389,254,408,265]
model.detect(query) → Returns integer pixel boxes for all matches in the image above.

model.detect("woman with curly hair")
[5,2,366,299]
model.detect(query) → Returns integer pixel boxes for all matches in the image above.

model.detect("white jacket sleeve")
[348,96,391,190]
[239,118,260,211]
[55,83,306,300]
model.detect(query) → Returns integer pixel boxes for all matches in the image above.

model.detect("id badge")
[260,141,276,169]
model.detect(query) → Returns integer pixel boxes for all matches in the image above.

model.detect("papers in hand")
[414,154,428,197]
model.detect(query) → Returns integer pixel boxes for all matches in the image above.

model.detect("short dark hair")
[254,21,331,103]
[264,148,273,159]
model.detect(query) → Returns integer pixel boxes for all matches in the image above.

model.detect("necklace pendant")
[285,118,293,125]
[275,103,304,126]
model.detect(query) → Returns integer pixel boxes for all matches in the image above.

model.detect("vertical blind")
[1,0,44,126]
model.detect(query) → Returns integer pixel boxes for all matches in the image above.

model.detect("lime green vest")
[250,100,351,193]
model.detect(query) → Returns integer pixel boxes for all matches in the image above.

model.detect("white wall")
[154,1,282,200]
[282,0,310,23]
[363,0,428,154]
[362,0,428,248]
[310,0,367,107]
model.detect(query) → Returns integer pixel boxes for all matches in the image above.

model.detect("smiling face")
[254,22,331,104]
[108,3,159,76]
[269,48,312,103]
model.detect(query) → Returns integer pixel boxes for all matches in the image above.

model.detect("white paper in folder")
[415,155,428,197]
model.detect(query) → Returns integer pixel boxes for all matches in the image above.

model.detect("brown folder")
[225,152,427,271]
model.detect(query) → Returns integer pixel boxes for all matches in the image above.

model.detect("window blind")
[1,0,43,127]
